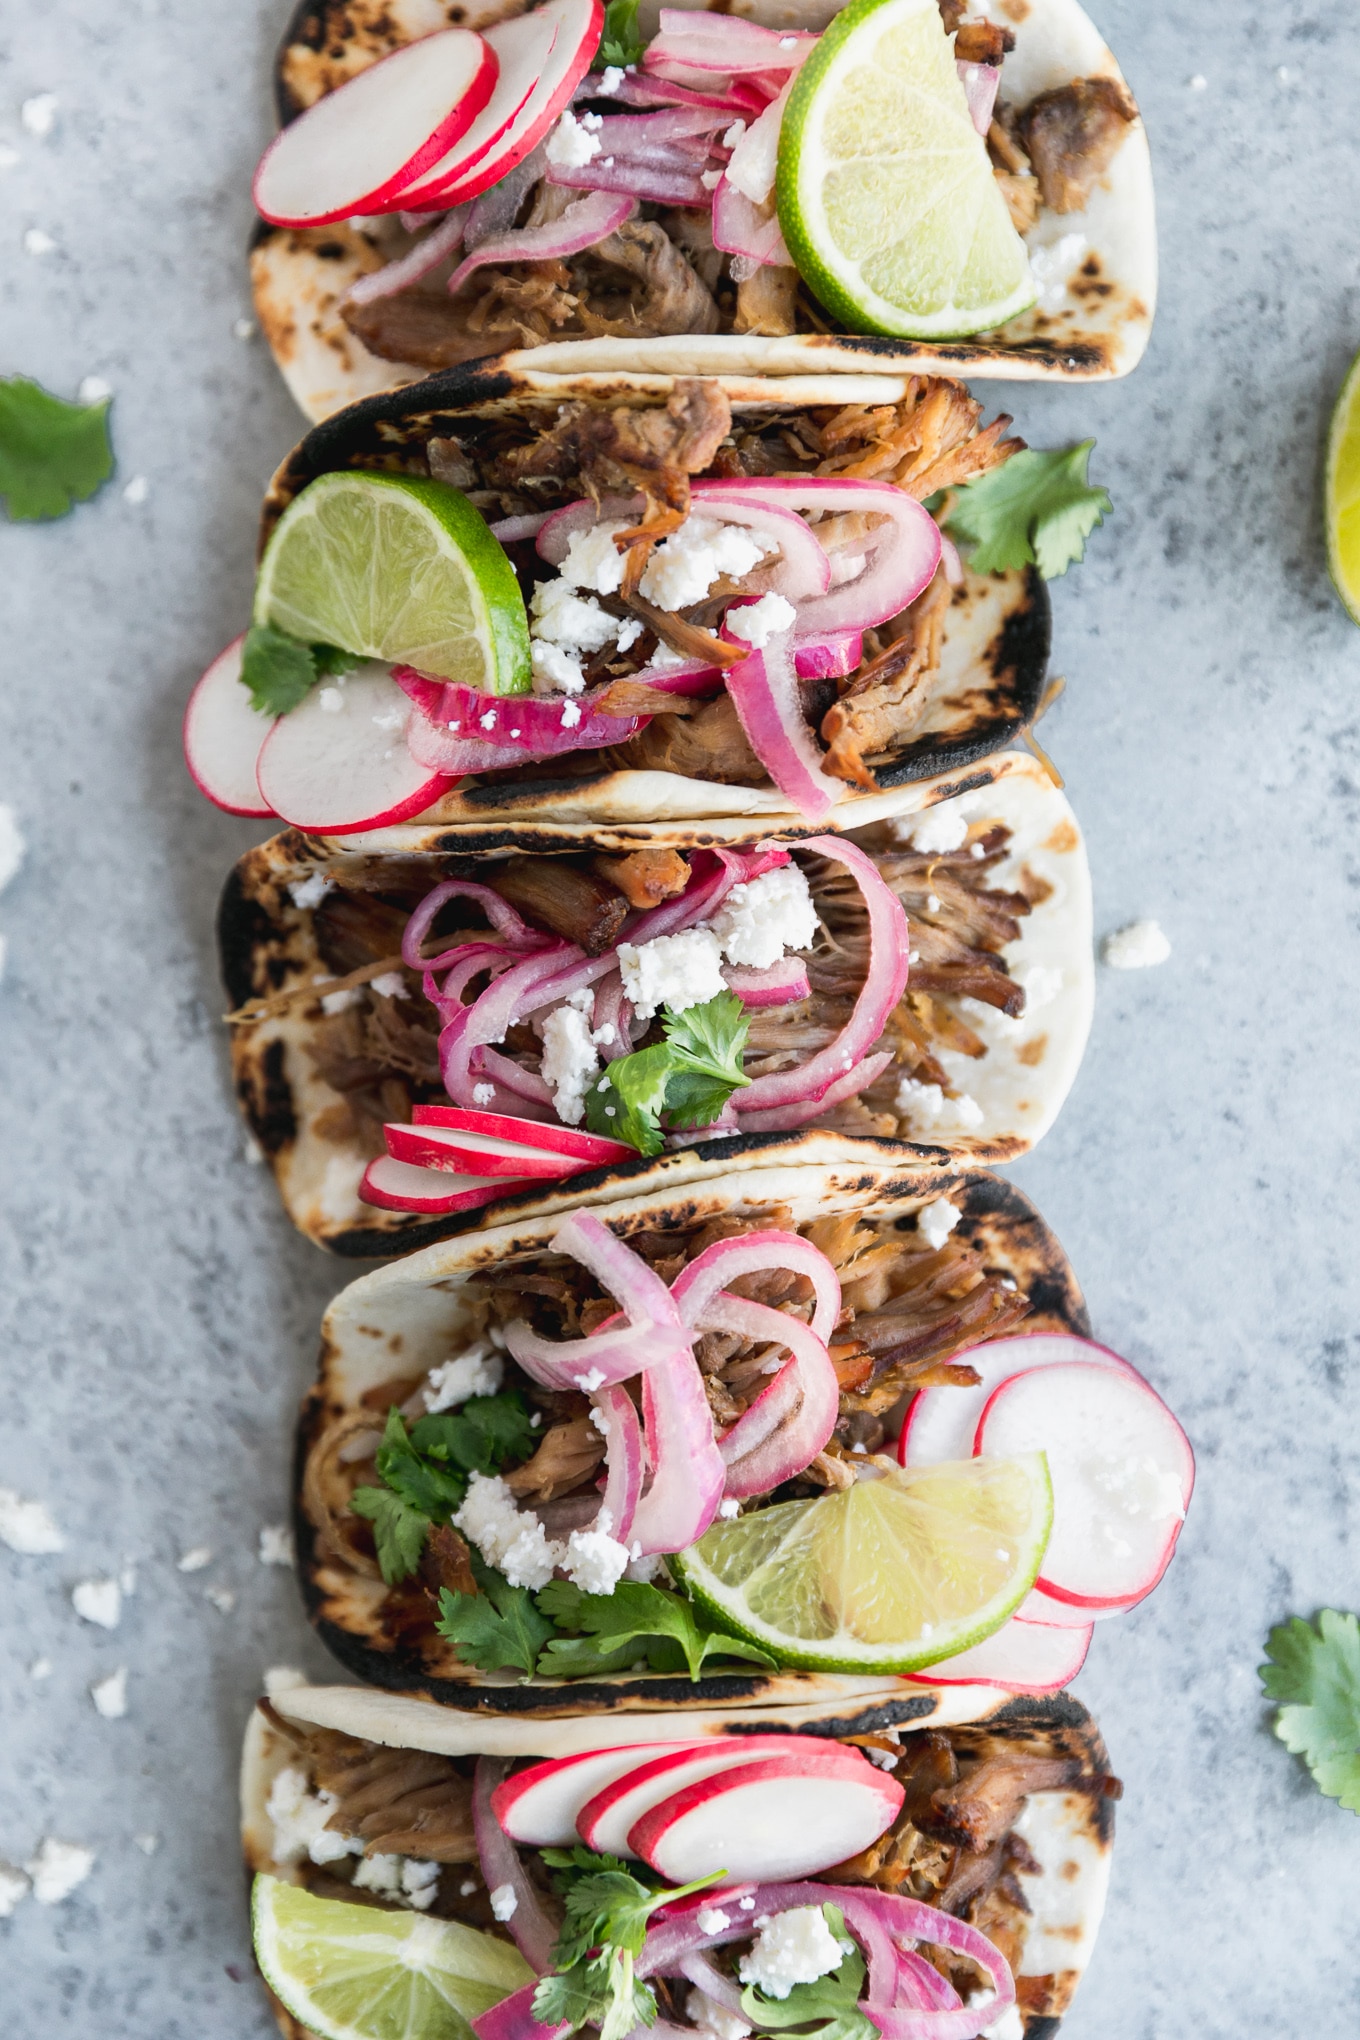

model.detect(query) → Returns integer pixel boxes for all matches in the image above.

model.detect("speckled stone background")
[3,1,1360,2029]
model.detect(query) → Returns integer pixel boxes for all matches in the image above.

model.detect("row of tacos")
[202,6,1168,2024]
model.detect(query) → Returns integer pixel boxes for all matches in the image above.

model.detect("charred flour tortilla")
[255,0,1155,423]
[293,1157,1088,1702]
[242,1681,1116,2039]
[219,753,1092,1255]
[259,366,1051,830]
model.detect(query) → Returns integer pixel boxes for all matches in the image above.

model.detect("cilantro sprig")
[1260,1609,1360,1811]
[0,375,114,522]
[432,1571,776,1682]
[585,993,750,1157]
[741,1908,874,2040]
[595,0,645,69]
[350,1391,537,1584]
[533,1845,725,2040]
[944,442,1111,580]
[240,623,359,716]
[536,1579,776,1680]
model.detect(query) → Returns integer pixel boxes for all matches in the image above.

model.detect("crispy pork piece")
[616,690,765,784]
[1019,76,1138,213]
[487,856,629,956]
[592,849,692,910]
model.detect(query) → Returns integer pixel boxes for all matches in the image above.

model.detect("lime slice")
[254,471,532,694]
[252,1874,534,2040]
[777,0,1036,340]
[1327,346,1360,624]
[672,1455,1051,1673]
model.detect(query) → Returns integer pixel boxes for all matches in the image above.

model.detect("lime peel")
[1326,346,1360,626]
[776,0,1036,340]
[672,1454,1052,1674]
[254,470,532,695]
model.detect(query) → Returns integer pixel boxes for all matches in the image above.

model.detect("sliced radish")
[1016,1584,1125,1629]
[395,0,602,211]
[976,1360,1195,1610]
[385,1122,579,1181]
[359,1155,542,1214]
[904,1615,1093,1694]
[255,662,452,834]
[493,1744,704,1847]
[898,1332,1140,1469]
[253,30,499,227]
[631,1752,903,1885]
[182,635,274,817]
[412,1105,635,1166]
[578,1736,848,1858]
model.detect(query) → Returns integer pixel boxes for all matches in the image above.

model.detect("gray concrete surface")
[3,1,1360,2030]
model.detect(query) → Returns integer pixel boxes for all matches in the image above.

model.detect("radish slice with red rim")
[383,1122,580,1181]
[411,1105,633,1165]
[578,1736,848,1857]
[494,1743,705,1848]
[629,1751,903,1885]
[359,1154,539,1213]
[386,13,553,208]
[256,663,452,832]
[903,1612,1093,1693]
[975,1358,1195,1610]
[898,1331,1141,1469]
[182,635,274,817]
[253,30,500,227]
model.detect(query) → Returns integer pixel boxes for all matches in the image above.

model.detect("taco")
[251,0,1155,424]
[184,366,1077,836]
[242,1675,1118,2040]
[219,752,1092,1255]
[291,1155,1193,1707]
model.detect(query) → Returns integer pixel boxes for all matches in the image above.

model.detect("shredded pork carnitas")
[409,378,1023,787]
[258,1706,1118,2000]
[296,815,1044,1154]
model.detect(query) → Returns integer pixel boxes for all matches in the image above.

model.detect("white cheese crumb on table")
[91,1667,128,1719]
[72,1577,121,1628]
[259,1524,296,1567]
[0,1861,31,1916]
[1102,918,1171,969]
[177,1545,213,1572]
[0,1487,63,1553]
[26,1838,95,1905]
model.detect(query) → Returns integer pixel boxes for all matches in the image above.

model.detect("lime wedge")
[254,471,532,693]
[777,0,1036,340]
[251,1875,533,2040]
[672,1455,1051,1673]
[1327,346,1360,624]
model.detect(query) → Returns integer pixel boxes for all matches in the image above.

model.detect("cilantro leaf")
[585,1044,672,1157]
[312,642,360,679]
[742,1909,875,2040]
[436,1556,557,1675]
[584,995,750,1153]
[0,375,114,522]
[350,1483,430,1582]
[536,1578,776,1681]
[596,0,645,68]
[1260,1610,1360,1812]
[410,1391,538,1478]
[534,1848,722,2040]
[375,1406,468,1520]
[241,624,320,716]
[945,443,1111,580]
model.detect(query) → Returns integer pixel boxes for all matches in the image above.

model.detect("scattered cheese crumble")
[895,1078,984,1131]
[725,592,796,649]
[638,516,770,611]
[738,1906,846,1998]
[354,1852,441,1908]
[916,1198,962,1251]
[289,872,331,910]
[0,1488,63,1554]
[0,1861,30,1917]
[72,1577,121,1629]
[259,1524,296,1567]
[689,1987,752,2040]
[546,111,602,169]
[370,970,408,999]
[1102,918,1171,969]
[90,1667,128,1719]
[25,1838,94,1906]
[540,996,602,1124]
[489,1881,520,1920]
[903,802,969,855]
[454,1473,562,1591]
[618,927,726,1019]
[709,863,818,970]
[0,807,26,896]
[425,1347,505,1412]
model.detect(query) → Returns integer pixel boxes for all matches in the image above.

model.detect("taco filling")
[186,376,1102,830]
[247,1692,1119,2040]
[298,1184,1190,1688]
[254,0,1140,359]
[271,809,1054,1212]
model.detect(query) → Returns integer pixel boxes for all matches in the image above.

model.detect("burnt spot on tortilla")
[275,0,492,123]
[875,568,1049,787]
[237,1038,297,1159]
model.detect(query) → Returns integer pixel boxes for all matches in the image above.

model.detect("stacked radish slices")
[491,1736,902,1883]
[253,0,605,228]
[363,1107,634,1216]
[899,1331,1195,1691]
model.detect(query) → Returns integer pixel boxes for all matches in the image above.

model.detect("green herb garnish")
[741,1908,875,2040]
[435,1553,557,1676]
[349,1392,536,1584]
[240,623,360,716]
[536,1578,776,1680]
[596,0,645,69]
[945,442,1111,580]
[585,992,750,1156]
[0,375,114,522]
[1261,1609,1360,1811]
[534,1845,724,2040]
